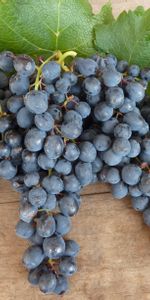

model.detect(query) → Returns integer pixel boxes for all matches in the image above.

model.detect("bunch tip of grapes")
[0,50,150,295]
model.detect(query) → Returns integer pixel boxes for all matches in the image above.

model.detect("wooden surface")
[1,1,150,299]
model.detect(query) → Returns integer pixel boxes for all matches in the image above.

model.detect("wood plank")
[0,179,110,204]
[0,179,19,204]
[0,194,150,299]
[81,182,110,195]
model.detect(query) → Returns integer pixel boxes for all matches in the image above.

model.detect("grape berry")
[0,50,150,295]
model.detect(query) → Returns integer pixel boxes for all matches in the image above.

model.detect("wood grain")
[1,1,150,300]
[0,179,110,204]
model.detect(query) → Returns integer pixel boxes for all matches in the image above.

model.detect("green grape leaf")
[94,7,150,67]
[95,1,114,25]
[0,0,113,57]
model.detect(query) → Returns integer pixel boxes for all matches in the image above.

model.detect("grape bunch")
[0,49,150,295]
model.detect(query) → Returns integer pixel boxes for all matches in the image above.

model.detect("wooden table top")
[1,1,150,300]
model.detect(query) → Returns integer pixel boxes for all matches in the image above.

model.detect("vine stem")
[34,52,58,90]
[57,50,77,71]
[34,50,77,90]
[57,50,77,63]
[54,125,62,135]
[48,168,52,176]
[38,208,52,214]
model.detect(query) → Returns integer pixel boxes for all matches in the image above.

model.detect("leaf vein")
[30,3,57,37]
[56,0,62,50]
[0,17,50,52]
[128,30,150,63]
